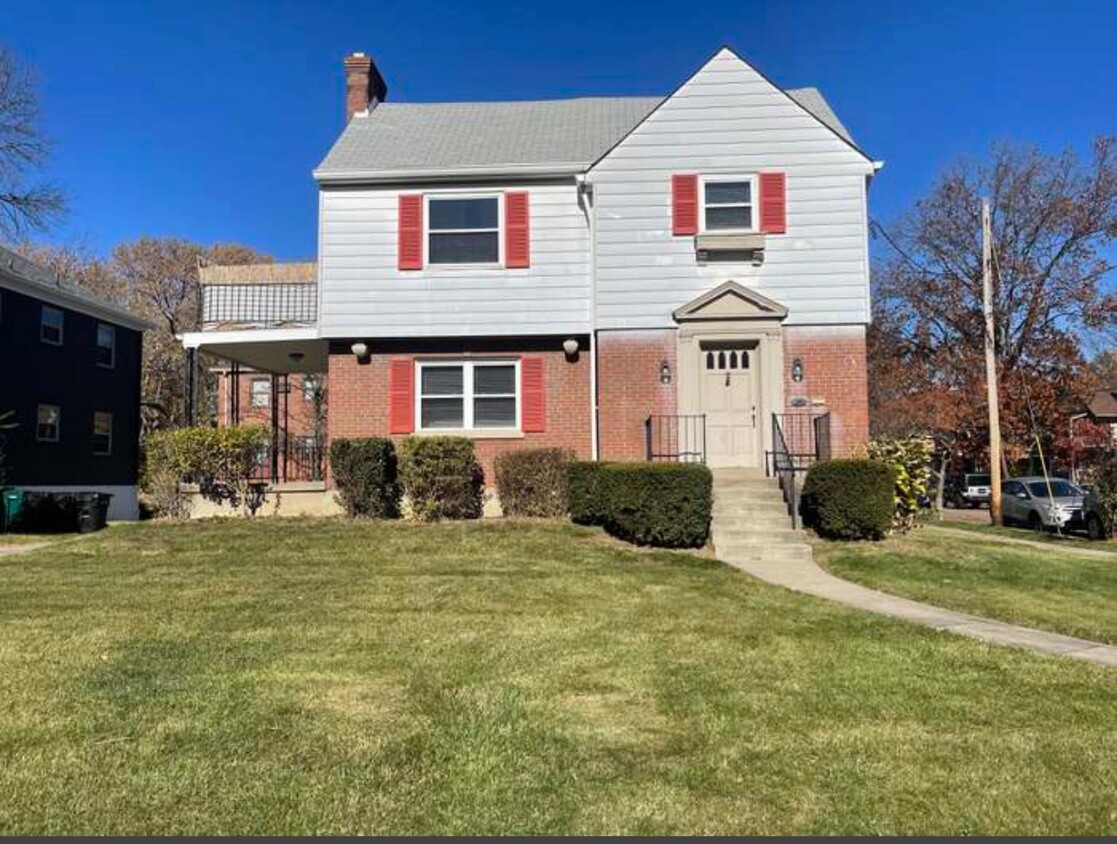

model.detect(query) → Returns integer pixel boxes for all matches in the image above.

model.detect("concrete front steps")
[710,468,812,564]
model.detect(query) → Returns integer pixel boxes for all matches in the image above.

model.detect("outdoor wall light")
[659,360,672,385]
[350,341,369,360]
[791,357,804,383]
[287,351,305,364]
[562,338,579,359]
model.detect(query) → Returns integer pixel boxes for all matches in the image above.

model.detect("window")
[36,405,60,442]
[700,176,757,232]
[41,306,64,345]
[96,323,116,368]
[92,411,113,455]
[250,378,271,408]
[427,196,500,265]
[417,360,518,431]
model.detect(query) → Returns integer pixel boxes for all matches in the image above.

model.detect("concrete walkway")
[926,524,1117,560]
[0,543,47,557]
[711,470,1117,668]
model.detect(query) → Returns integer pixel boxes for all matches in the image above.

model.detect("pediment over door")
[673,280,789,322]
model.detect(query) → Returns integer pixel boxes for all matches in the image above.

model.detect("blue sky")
[4,0,1115,260]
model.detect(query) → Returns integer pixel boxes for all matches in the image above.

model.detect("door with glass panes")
[699,341,758,468]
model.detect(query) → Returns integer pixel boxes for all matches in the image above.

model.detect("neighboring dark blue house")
[0,245,151,520]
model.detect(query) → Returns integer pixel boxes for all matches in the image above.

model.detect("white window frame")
[96,323,116,368]
[36,404,60,442]
[40,305,64,345]
[698,174,759,234]
[92,410,113,456]
[249,377,271,408]
[424,193,503,269]
[415,358,521,432]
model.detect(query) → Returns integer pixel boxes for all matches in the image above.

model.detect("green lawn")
[0,519,1114,835]
[817,524,1117,644]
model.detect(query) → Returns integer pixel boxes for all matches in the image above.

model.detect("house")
[0,245,151,520]
[182,45,878,497]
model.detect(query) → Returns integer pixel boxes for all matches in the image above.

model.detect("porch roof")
[181,327,326,374]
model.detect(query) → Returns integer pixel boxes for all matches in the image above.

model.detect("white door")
[700,344,759,468]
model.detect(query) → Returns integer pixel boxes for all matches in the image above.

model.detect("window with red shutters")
[504,191,530,268]
[759,172,787,234]
[520,356,545,433]
[398,194,423,270]
[388,357,414,433]
[672,174,699,236]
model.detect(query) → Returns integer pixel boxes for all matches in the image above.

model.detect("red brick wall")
[783,326,869,456]
[597,329,677,461]
[214,371,321,436]
[327,343,591,486]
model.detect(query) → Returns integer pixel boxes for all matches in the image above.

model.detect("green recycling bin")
[1,488,25,533]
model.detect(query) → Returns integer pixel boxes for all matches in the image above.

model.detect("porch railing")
[645,414,707,463]
[249,434,326,484]
[767,412,831,528]
[202,282,318,328]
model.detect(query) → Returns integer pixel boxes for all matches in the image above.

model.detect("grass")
[0,518,1114,835]
[937,518,1117,552]
[816,524,1117,644]
[0,532,57,546]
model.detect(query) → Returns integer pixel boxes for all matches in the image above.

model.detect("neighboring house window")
[302,374,321,401]
[36,404,60,442]
[427,196,500,265]
[700,175,757,232]
[96,323,116,368]
[40,305,64,345]
[417,360,518,430]
[92,411,113,455]
[250,378,271,408]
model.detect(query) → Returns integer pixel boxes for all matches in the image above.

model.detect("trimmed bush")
[399,436,484,521]
[599,462,713,548]
[567,461,612,526]
[494,448,574,517]
[329,437,400,518]
[801,459,895,540]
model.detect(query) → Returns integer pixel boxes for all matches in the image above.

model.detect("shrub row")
[494,448,573,517]
[567,460,712,548]
[329,438,399,518]
[801,458,895,540]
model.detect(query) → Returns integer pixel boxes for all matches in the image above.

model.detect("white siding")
[589,48,874,329]
[318,181,591,338]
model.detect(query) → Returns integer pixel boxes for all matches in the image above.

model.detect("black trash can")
[73,492,112,533]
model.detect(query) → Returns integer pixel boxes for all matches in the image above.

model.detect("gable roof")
[673,280,789,322]
[1085,387,1117,421]
[0,244,152,331]
[314,84,856,183]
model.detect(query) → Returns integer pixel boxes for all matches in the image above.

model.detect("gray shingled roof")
[315,88,853,180]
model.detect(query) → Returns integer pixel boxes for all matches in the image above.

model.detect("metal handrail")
[644,414,707,463]
[771,414,800,527]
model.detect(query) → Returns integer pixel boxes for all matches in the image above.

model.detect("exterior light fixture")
[791,357,804,383]
[350,341,369,359]
[288,351,305,364]
[659,360,672,385]
[562,338,579,359]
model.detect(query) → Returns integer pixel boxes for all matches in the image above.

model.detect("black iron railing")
[248,435,326,484]
[645,414,707,463]
[767,412,831,527]
[202,282,317,328]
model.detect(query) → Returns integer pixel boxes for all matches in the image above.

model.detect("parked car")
[1000,476,1108,538]
[947,473,992,508]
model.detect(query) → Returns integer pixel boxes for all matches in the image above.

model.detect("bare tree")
[0,48,65,236]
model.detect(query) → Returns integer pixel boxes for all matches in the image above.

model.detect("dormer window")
[700,175,757,233]
[427,196,500,265]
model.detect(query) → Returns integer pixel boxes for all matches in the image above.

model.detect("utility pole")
[983,197,1003,526]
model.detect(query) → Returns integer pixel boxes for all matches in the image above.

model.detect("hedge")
[329,437,399,518]
[800,459,895,540]
[566,461,612,526]
[399,436,484,521]
[494,448,573,517]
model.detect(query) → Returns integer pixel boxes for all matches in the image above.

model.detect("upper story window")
[41,305,64,345]
[96,323,116,368]
[427,196,500,265]
[700,175,757,233]
[92,411,113,456]
[36,404,60,442]
[417,359,518,431]
[250,378,271,408]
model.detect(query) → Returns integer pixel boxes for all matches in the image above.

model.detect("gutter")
[577,173,600,460]
[313,162,589,185]
[0,273,155,332]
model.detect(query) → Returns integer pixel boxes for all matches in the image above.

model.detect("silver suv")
[1001,477,1089,533]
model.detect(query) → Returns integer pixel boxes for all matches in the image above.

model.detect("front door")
[699,342,759,468]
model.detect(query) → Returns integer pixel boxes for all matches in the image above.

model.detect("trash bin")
[73,492,112,533]
[0,488,25,533]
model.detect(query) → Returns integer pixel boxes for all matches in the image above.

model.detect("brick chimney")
[344,52,387,121]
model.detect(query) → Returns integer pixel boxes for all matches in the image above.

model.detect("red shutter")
[672,174,698,236]
[759,173,786,234]
[398,194,423,270]
[520,356,545,433]
[505,191,530,268]
[388,357,414,434]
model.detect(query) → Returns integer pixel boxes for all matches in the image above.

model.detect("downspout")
[577,174,600,460]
